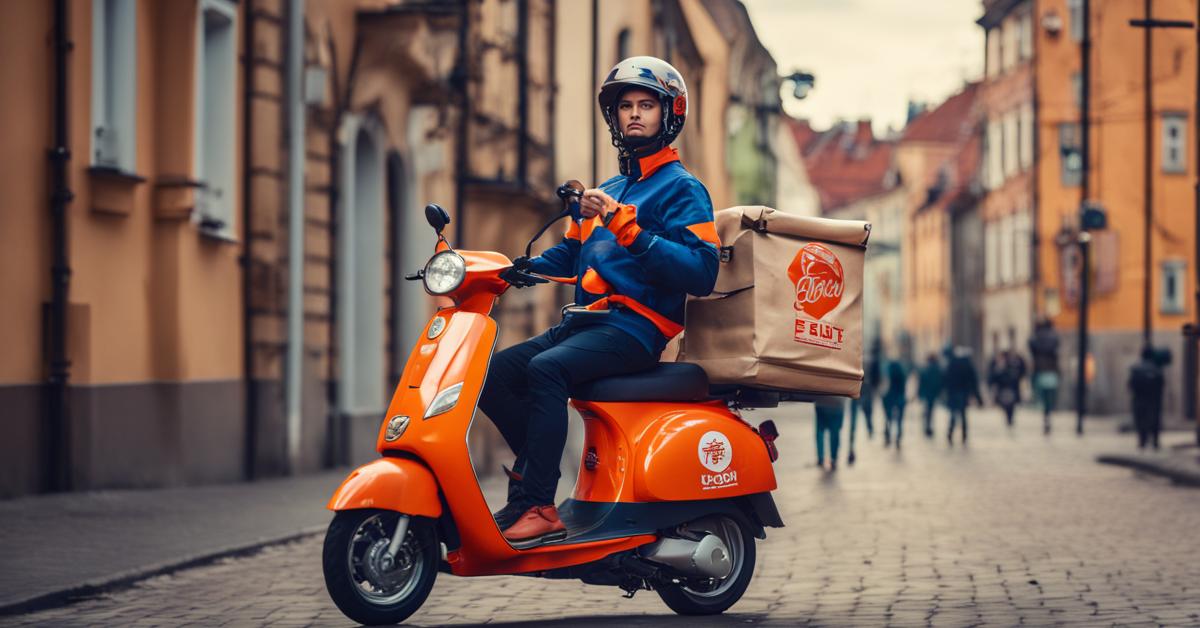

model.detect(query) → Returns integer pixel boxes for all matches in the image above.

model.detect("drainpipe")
[241,0,258,480]
[46,0,74,493]
[590,0,598,186]
[517,0,529,190]
[454,0,469,246]
[285,0,306,473]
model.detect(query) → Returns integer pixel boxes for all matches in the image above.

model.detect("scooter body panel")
[340,304,774,578]
[327,457,442,517]
[571,401,778,503]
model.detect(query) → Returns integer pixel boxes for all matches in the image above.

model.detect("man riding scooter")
[479,56,721,546]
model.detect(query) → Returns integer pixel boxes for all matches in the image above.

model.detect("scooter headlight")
[423,251,466,295]
[424,382,464,419]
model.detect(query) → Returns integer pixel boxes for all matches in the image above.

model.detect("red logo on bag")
[787,243,844,320]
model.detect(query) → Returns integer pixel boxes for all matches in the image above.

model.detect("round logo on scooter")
[697,431,733,473]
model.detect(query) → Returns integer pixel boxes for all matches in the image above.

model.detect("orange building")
[1033,0,1196,413]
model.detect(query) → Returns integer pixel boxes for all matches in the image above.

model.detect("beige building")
[2,0,784,498]
[0,0,560,497]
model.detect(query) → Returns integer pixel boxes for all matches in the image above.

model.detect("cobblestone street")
[4,406,1199,627]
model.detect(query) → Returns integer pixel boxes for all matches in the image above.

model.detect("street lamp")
[783,71,815,101]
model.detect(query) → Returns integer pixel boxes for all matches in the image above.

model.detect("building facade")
[978,0,1037,363]
[1032,0,1197,413]
[3,0,783,498]
[897,84,984,362]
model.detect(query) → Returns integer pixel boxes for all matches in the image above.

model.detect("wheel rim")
[346,513,426,606]
[680,515,745,598]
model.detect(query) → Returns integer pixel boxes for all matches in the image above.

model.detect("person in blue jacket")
[478,56,720,546]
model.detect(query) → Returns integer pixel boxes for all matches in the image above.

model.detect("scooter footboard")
[327,456,443,517]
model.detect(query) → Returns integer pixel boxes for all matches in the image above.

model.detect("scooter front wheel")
[322,509,438,626]
[655,514,756,616]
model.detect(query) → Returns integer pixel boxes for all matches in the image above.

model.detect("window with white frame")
[1001,17,1018,72]
[985,223,998,288]
[986,28,1001,78]
[194,0,238,238]
[1014,207,1032,282]
[987,120,1003,189]
[1018,10,1033,60]
[1163,113,1187,174]
[1003,110,1019,178]
[1161,260,1187,314]
[999,213,1015,285]
[1019,102,1034,170]
[91,0,136,171]
[1068,0,1083,42]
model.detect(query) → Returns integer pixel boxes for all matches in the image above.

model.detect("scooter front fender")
[327,457,442,517]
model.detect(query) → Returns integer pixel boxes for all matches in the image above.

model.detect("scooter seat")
[571,362,710,402]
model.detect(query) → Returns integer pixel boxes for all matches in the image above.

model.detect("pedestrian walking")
[848,339,881,464]
[882,359,909,448]
[917,353,943,438]
[814,397,845,471]
[987,349,1022,427]
[1128,346,1166,450]
[944,347,983,445]
[1028,318,1061,435]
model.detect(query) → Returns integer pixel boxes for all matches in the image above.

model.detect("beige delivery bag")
[678,206,871,397]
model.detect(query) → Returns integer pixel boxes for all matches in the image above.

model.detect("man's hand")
[579,188,616,219]
[499,255,545,289]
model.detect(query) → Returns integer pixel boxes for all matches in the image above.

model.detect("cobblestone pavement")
[4,406,1199,627]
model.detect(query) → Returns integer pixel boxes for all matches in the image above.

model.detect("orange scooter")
[322,188,786,626]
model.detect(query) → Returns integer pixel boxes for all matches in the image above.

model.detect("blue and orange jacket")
[529,146,720,355]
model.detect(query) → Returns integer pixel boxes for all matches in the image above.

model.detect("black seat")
[571,362,710,402]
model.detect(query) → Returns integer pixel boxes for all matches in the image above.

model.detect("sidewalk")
[0,467,505,615]
[1097,441,1200,487]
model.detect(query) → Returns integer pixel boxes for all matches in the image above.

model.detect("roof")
[901,83,981,144]
[792,118,898,213]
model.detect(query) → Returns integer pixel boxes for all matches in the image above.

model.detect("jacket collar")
[620,145,680,181]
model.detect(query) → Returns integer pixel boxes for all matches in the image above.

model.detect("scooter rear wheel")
[323,509,438,626]
[655,514,756,616]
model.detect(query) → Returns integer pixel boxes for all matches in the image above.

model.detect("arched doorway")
[337,115,386,453]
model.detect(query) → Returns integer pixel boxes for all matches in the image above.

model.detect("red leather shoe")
[502,504,567,547]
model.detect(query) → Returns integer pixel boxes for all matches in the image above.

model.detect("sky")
[742,0,985,136]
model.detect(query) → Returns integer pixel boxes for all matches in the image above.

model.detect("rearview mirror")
[424,204,451,234]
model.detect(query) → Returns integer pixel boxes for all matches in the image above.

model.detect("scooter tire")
[323,509,439,626]
[655,515,757,616]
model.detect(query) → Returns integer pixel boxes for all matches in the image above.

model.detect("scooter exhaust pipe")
[641,534,732,579]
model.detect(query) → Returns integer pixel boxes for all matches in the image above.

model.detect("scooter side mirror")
[425,204,451,234]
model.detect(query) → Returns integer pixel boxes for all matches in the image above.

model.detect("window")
[1003,110,1019,178]
[1018,10,1033,60]
[1059,122,1082,186]
[1068,0,1084,42]
[616,29,631,64]
[91,0,136,171]
[1001,17,1018,72]
[1163,113,1187,174]
[1070,71,1082,109]
[1014,207,1032,282]
[987,120,1003,189]
[999,214,1014,285]
[1161,260,1187,314]
[1019,102,1034,170]
[985,223,998,288]
[194,0,238,238]
[986,28,1001,78]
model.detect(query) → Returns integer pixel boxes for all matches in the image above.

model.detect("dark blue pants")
[478,323,657,505]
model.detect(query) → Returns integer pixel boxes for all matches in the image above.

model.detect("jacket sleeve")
[528,209,582,280]
[621,177,719,296]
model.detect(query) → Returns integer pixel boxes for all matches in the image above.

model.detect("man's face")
[617,88,662,138]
